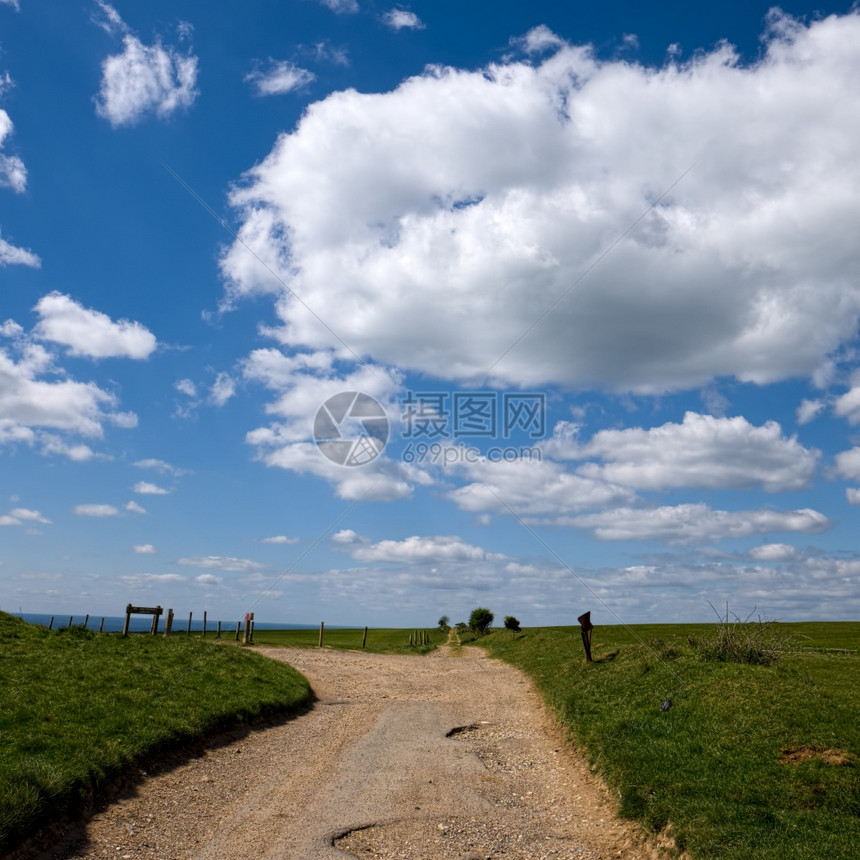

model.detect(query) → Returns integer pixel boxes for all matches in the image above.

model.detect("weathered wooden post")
[235,620,241,641]
[243,612,252,645]
[122,604,132,637]
[67,616,73,629]
[83,615,89,630]
[249,614,255,644]
[578,611,593,663]
[216,620,222,639]
[318,621,325,648]
[165,608,174,637]
[98,617,105,633]
[362,626,368,648]
[187,611,193,635]
[48,616,54,630]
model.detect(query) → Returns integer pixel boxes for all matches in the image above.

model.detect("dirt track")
[42,645,663,859]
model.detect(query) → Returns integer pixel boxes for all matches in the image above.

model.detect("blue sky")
[2,0,860,628]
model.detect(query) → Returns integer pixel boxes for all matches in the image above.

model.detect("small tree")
[438,615,450,631]
[504,615,521,637]
[469,607,494,636]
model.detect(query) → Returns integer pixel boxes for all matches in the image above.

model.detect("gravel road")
[33,644,666,860]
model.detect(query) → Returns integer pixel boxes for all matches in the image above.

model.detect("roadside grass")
[0,612,311,853]
[252,626,447,654]
[475,621,860,859]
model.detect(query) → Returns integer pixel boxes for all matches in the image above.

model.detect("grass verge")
[474,621,860,859]
[251,626,447,654]
[0,611,311,853]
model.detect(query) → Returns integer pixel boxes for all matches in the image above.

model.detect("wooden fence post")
[68,616,73,629]
[577,611,593,663]
[99,617,105,633]
[83,615,89,630]
[165,608,174,637]
[122,604,132,637]
[187,611,193,635]
[362,626,368,648]
[203,610,207,638]
[318,621,325,648]
[217,620,222,639]
[48,616,54,630]
[235,620,241,641]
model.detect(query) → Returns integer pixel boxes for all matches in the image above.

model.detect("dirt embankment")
[31,645,665,859]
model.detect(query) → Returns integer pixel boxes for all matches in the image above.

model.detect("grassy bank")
[252,625,446,653]
[0,612,311,852]
[475,621,860,859]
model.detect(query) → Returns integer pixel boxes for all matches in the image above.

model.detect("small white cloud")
[74,503,120,517]
[245,61,315,96]
[846,488,860,505]
[382,9,425,31]
[749,543,799,561]
[797,398,825,424]
[511,25,565,55]
[34,292,157,359]
[134,458,186,475]
[133,543,156,554]
[833,386,860,425]
[126,500,147,514]
[834,447,860,481]
[1,1,21,12]
[40,436,96,461]
[0,236,39,268]
[331,529,364,544]
[0,109,27,193]
[0,507,51,526]
[194,573,222,585]
[92,1,127,36]
[572,504,831,544]
[175,378,197,397]
[209,372,235,406]
[349,535,505,564]
[259,535,300,544]
[177,555,266,572]
[133,481,169,495]
[319,0,358,13]
[120,573,184,585]
[94,5,199,128]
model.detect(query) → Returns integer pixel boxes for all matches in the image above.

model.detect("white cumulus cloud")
[347,534,506,564]
[246,60,315,95]
[382,9,425,31]
[133,543,156,554]
[94,4,198,127]
[34,293,157,359]
[571,504,831,544]
[133,481,169,495]
[0,236,40,268]
[222,12,860,394]
[575,412,818,492]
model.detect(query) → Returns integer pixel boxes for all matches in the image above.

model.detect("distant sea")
[16,613,320,633]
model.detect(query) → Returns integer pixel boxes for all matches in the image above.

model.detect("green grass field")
[0,611,311,853]
[474,620,860,859]
[251,625,447,653]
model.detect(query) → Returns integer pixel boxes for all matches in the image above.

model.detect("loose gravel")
[25,645,669,860]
